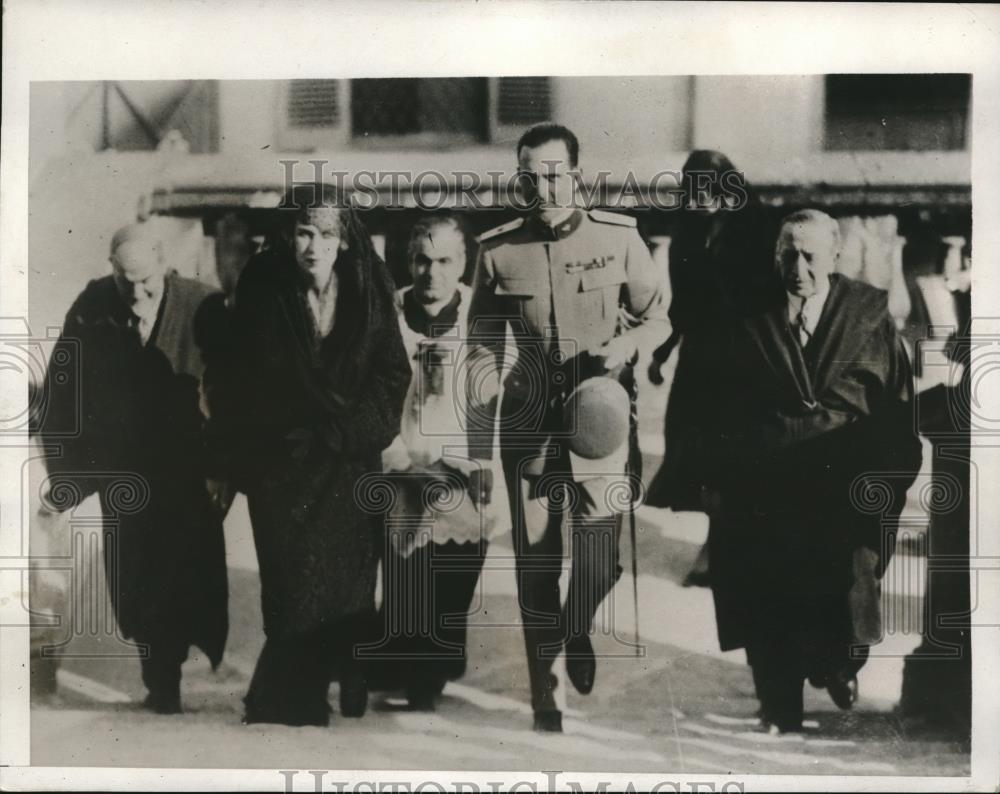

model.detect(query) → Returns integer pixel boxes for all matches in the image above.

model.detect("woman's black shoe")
[143,690,183,715]
[406,686,437,712]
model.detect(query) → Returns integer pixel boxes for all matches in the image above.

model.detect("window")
[350,78,489,146]
[287,79,341,128]
[489,76,553,144]
[496,77,552,126]
[277,80,349,151]
[824,74,970,151]
[275,77,554,150]
[81,80,220,153]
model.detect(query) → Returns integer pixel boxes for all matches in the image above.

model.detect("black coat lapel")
[809,275,884,395]
[276,281,353,420]
[745,306,817,407]
[148,274,172,349]
[277,283,318,363]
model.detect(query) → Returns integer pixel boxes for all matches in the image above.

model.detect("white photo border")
[2,1,998,790]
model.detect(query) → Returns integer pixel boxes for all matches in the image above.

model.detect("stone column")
[899,285,971,736]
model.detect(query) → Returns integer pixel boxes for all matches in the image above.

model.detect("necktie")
[131,312,153,345]
[794,306,812,348]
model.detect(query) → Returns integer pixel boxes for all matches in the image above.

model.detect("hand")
[590,336,638,371]
[647,358,665,386]
[468,467,494,510]
[648,331,678,385]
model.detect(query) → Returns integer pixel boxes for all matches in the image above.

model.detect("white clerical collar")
[418,292,460,319]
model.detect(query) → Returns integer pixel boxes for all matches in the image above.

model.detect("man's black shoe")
[406,685,437,712]
[565,633,596,695]
[143,690,182,715]
[533,709,563,733]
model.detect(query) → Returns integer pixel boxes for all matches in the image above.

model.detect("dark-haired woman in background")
[215,183,410,726]
[646,151,779,585]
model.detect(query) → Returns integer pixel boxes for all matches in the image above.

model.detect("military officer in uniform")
[465,123,668,731]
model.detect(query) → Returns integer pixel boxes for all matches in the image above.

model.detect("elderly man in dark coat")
[702,209,923,734]
[213,184,410,727]
[42,221,229,714]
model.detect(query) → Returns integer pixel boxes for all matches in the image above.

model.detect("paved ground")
[28,351,970,777]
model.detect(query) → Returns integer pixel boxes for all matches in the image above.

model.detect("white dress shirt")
[131,296,164,346]
[787,275,831,347]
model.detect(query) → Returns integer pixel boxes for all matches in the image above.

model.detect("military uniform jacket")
[466,209,667,460]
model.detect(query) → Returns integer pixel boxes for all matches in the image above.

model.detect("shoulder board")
[587,209,636,228]
[476,218,525,244]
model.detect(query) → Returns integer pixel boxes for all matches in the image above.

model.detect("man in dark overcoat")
[703,209,923,733]
[42,221,229,713]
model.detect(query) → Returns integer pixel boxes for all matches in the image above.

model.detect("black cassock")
[703,274,922,721]
[43,273,229,691]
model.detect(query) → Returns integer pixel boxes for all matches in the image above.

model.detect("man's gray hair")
[109,221,164,258]
[778,208,841,253]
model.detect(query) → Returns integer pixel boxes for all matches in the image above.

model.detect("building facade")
[29,76,971,339]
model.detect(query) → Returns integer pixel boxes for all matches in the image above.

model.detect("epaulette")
[587,209,637,228]
[476,217,525,243]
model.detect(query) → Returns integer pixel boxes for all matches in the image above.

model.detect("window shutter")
[824,74,970,151]
[287,80,341,128]
[496,77,552,126]
[277,80,349,151]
